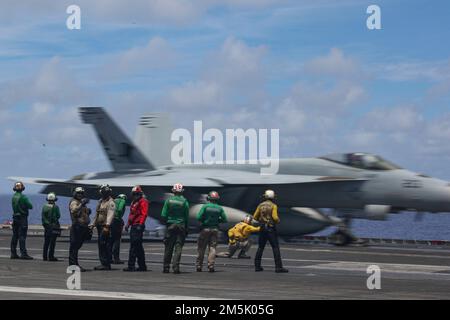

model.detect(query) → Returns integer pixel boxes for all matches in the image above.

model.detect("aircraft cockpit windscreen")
[321,153,402,170]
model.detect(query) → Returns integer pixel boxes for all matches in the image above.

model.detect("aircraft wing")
[9,171,366,189]
[8,175,223,188]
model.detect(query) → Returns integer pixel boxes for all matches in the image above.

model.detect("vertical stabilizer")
[134,113,173,167]
[79,107,155,171]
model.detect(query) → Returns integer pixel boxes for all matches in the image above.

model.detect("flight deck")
[0,229,449,300]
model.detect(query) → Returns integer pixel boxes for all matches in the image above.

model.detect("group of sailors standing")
[10,181,288,274]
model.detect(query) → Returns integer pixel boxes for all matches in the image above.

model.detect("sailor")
[253,190,288,273]
[90,184,115,271]
[217,215,260,259]
[161,183,190,274]
[123,186,149,272]
[41,192,61,261]
[196,191,227,272]
[111,194,127,264]
[69,187,91,272]
[11,182,33,260]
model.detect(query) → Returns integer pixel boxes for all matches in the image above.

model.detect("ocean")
[1,194,450,240]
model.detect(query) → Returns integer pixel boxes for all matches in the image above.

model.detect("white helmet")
[243,215,253,224]
[73,187,85,197]
[46,192,57,202]
[263,189,275,200]
[117,194,127,200]
[74,187,85,194]
[172,183,184,193]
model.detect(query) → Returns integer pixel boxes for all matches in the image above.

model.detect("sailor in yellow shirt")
[253,190,288,273]
[217,215,260,259]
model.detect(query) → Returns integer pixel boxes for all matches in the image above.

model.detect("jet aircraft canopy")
[321,153,402,171]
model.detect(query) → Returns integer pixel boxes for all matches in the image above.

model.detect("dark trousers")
[163,224,186,271]
[111,219,124,261]
[255,227,283,269]
[11,215,28,256]
[43,225,57,259]
[128,225,146,269]
[97,224,112,267]
[69,224,88,266]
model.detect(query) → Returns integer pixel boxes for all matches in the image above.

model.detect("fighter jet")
[10,107,450,244]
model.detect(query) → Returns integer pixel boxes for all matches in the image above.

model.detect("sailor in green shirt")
[161,183,190,274]
[10,182,33,260]
[41,192,61,261]
[196,191,227,272]
[111,194,127,264]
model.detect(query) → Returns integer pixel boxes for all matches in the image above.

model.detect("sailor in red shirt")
[123,186,149,272]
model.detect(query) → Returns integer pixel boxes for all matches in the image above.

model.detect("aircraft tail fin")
[79,107,155,171]
[134,113,174,167]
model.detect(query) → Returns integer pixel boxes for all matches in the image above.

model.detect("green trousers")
[163,224,186,271]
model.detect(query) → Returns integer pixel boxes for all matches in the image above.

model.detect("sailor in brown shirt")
[90,184,116,271]
[253,190,288,273]
[69,187,91,272]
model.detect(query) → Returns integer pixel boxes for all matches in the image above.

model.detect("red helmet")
[172,183,184,193]
[132,185,143,194]
[207,191,220,201]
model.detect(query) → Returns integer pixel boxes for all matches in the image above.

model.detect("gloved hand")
[81,198,90,205]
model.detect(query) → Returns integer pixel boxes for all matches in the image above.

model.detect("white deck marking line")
[302,261,450,275]
[0,286,215,300]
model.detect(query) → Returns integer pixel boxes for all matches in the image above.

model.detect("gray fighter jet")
[10,107,450,243]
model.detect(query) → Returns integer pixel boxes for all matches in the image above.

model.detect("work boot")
[79,266,87,272]
[173,267,180,274]
[208,267,215,273]
[20,254,34,260]
[255,266,264,272]
[70,265,87,272]
[49,257,59,262]
[94,265,111,271]
[136,266,148,272]
[123,266,136,272]
[163,267,170,273]
[43,256,48,261]
[10,253,19,259]
[275,267,289,273]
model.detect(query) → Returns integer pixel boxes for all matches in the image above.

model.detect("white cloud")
[101,37,177,79]
[304,48,365,80]
[376,60,450,82]
[165,37,267,112]
[360,106,423,132]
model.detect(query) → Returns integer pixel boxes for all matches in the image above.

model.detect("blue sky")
[0,0,450,193]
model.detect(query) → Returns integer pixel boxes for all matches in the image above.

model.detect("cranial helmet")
[172,183,184,193]
[263,189,275,200]
[46,192,57,202]
[13,181,25,192]
[207,191,220,201]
